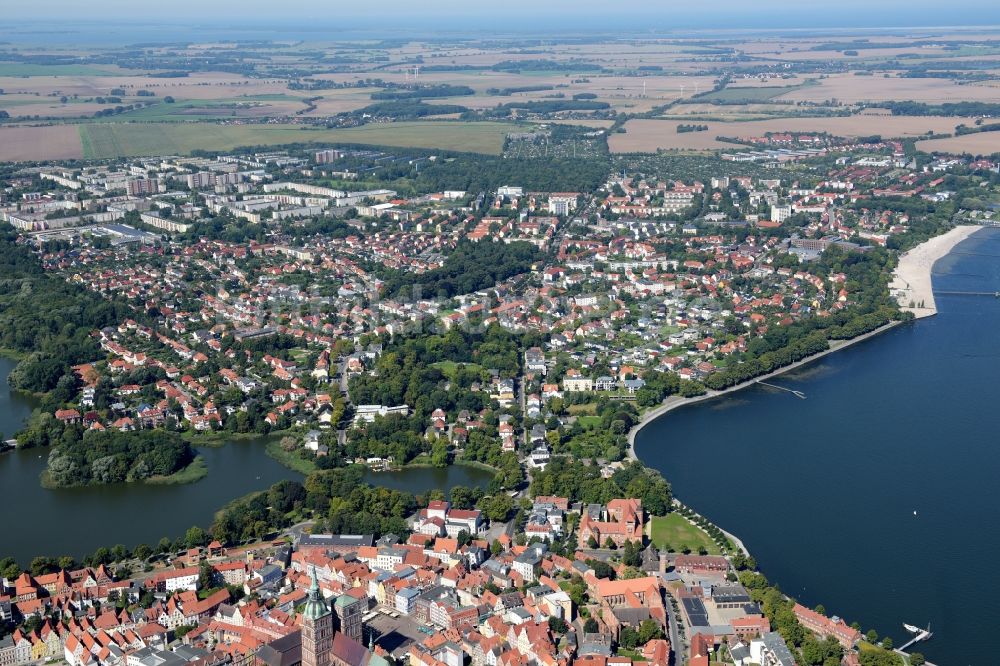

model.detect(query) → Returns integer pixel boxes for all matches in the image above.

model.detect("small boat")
[903,624,921,634]
[913,510,917,516]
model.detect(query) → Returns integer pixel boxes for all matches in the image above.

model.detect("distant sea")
[635,228,1000,666]
[5,15,1000,46]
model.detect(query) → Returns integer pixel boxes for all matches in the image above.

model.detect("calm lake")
[0,357,493,566]
[634,228,1000,666]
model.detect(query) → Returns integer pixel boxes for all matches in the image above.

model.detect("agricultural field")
[0,125,84,161]
[776,73,1000,104]
[916,130,1000,156]
[694,83,809,103]
[91,95,310,122]
[610,115,974,153]
[0,63,141,77]
[3,33,1000,163]
[75,120,514,159]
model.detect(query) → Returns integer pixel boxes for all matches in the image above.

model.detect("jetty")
[895,623,934,663]
[932,290,1000,297]
[756,380,806,399]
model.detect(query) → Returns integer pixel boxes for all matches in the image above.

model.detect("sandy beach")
[890,225,982,319]
[625,226,984,561]
[628,226,984,456]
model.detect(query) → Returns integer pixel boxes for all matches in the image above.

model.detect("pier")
[894,623,935,664]
[933,290,1000,297]
[756,381,806,399]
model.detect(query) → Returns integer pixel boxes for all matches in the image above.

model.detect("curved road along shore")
[627,225,984,567]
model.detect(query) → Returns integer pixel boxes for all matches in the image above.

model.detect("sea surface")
[634,228,1000,666]
[0,356,492,566]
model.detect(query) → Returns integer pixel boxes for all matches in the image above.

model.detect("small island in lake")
[40,428,198,487]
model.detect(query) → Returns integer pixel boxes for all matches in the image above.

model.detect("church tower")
[301,567,334,666]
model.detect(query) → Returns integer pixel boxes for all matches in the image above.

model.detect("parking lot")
[365,609,435,659]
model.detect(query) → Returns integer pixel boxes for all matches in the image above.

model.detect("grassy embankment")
[146,456,209,485]
[264,438,319,475]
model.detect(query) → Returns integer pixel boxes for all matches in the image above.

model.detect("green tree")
[548,617,568,634]
[430,439,450,468]
[186,526,208,549]
[30,556,59,576]
[197,561,215,590]
[479,494,514,522]
[0,557,21,580]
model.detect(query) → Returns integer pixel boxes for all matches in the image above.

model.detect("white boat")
[903,623,921,634]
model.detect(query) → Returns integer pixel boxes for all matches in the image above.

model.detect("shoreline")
[626,319,904,556]
[627,224,990,463]
[890,224,982,319]
[627,319,902,462]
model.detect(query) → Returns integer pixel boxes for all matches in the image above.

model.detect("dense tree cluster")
[0,226,130,392]
[553,400,640,461]
[882,100,1000,117]
[415,153,612,194]
[380,240,541,300]
[45,429,195,487]
[530,459,672,515]
[618,619,665,649]
[486,85,554,96]
[351,101,469,120]
[302,467,416,536]
[490,60,603,73]
[370,85,474,100]
[498,100,610,113]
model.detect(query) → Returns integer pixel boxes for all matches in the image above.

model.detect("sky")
[5,0,1000,37]
[4,0,1000,27]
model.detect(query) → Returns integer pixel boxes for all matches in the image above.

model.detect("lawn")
[567,403,598,415]
[289,348,313,364]
[78,120,512,159]
[576,415,601,428]
[650,513,720,555]
[431,360,485,380]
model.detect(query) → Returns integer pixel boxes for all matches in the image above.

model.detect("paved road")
[663,589,682,665]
